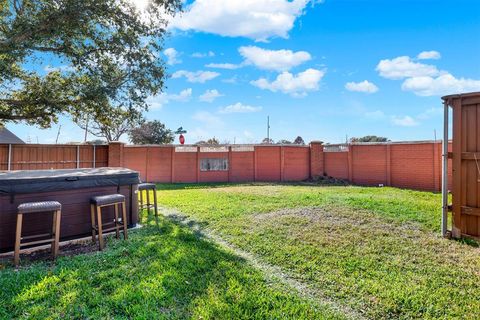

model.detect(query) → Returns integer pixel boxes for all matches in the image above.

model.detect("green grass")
[157,183,480,319]
[0,214,343,319]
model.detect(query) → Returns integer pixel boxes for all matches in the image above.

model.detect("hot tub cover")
[0,168,140,195]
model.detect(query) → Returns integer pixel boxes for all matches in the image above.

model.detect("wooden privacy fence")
[0,144,108,170]
[0,140,453,192]
[443,92,480,239]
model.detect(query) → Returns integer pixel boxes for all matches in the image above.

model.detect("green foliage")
[0,0,182,128]
[197,137,219,145]
[294,136,305,145]
[129,120,174,145]
[350,135,389,142]
[276,139,292,144]
[76,106,144,141]
[175,127,187,134]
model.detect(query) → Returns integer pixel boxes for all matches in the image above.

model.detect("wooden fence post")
[7,144,12,171]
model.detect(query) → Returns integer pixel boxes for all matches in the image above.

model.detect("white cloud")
[191,51,215,58]
[239,46,311,71]
[172,70,220,83]
[417,50,441,60]
[401,73,480,96]
[192,111,224,127]
[199,89,224,102]
[417,107,443,120]
[164,48,182,65]
[376,56,441,80]
[251,68,324,96]
[222,76,238,84]
[205,63,243,70]
[391,115,419,127]
[147,88,192,109]
[377,52,480,96]
[345,80,379,93]
[218,102,262,114]
[170,0,316,41]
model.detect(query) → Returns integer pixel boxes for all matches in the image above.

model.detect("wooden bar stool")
[138,183,158,217]
[90,194,128,250]
[14,201,62,267]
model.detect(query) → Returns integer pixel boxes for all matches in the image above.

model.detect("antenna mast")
[267,116,270,143]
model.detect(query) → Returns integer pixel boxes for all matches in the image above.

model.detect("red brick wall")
[173,151,197,183]
[230,151,255,182]
[390,143,437,190]
[123,146,147,181]
[146,147,173,183]
[352,144,388,186]
[284,146,310,181]
[321,142,452,191]
[324,152,349,180]
[0,141,454,192]
[255,146,281,181]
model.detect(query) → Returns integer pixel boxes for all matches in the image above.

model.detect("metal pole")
[441,100,449,236]
[7,144,12,171]
[76,145,80,169]
[267,116,270,143]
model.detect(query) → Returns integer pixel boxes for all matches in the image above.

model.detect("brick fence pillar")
[310,141,324,179]
[108,141,125,167]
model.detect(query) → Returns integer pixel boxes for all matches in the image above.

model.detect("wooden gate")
[443,92,480,238]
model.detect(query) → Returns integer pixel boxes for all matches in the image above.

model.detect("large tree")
[129,120,174,145]
[77,107,144,142]
[0,0,181,128]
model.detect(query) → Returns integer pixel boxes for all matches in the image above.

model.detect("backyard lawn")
[1,183,480,319]
[157,183,480,319]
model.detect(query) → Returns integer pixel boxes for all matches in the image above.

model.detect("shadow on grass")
[0,212,338,319]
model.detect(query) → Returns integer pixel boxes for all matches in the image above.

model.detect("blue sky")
[9,0,480,144]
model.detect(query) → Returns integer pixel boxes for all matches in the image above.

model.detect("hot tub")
[0,168,140,252]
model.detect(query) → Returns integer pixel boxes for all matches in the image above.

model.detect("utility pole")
[267,116,270,143]
[55,125,62,144]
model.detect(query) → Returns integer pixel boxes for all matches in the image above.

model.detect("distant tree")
[76,107,143,142]
[293,136,305,145]
[207,137,219,145]
[350,135,389,143]
[196,137,219,145]
[129,120,174,145]
[175,127,187,134]
[277,139,292,144]
[262,138,274,144]
[86,139,107,145]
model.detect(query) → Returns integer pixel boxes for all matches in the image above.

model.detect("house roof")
[0,127,25,144]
